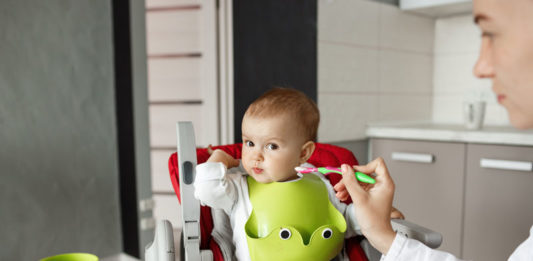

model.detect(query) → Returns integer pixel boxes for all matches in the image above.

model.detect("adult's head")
[473,0,533,129]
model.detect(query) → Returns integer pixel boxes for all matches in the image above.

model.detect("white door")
[145,0,233,233]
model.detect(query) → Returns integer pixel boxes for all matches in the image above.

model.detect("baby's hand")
[334,180,350,202]
[334,179,372,202]
[207,149,240,169]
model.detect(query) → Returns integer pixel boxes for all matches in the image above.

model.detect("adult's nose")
[473,37,495,79]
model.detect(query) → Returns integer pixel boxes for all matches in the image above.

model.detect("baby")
[194,87,400,261]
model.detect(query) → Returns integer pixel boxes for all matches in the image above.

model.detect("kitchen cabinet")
[371,138,466,256]
[370,138,533,260]
[463,144,533,261]
[400,0,472,18]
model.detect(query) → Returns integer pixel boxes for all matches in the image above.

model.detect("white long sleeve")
[194,161,253,261]
[381,225,533,261]
[380,233,464,261]
[194,161,246,215]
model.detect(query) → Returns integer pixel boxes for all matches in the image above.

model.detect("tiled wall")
[318,0,435,142]
[432,15,509,125]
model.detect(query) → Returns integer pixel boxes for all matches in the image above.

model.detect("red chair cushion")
[168,143,367,260]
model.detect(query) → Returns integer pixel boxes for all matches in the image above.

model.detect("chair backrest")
[168,143,367,260]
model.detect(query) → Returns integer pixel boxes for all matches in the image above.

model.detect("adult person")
[335,0,533,260]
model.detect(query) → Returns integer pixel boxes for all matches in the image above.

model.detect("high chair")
[145,122,442,261]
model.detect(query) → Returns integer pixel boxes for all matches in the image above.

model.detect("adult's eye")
[279,228,291,240]
[322,228,333,239]
[266,143,278,150]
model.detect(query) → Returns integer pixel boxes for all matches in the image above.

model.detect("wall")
[0,1,121,259]
[432,14,509,125]
[318,0,435,144]
[129,0,154,256]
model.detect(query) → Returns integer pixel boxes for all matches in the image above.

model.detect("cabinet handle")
[480,158,533,172]
[391,152,434,163]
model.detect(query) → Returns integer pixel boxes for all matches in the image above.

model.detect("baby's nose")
[252,150,264,161]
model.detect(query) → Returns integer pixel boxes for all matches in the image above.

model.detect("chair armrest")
[360,219,443,261]
[391,219,442,249]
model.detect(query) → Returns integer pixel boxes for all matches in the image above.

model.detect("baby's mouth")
[252,167,264,174]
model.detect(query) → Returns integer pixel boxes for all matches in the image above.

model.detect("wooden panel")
[146,0,199,8]
[463,144,533,261]
[371,138,466,257]
[149,104,204,148]
[148,57,202,102]
[151,149,176,192]
[146,10,200,54]
[153,195,182,228]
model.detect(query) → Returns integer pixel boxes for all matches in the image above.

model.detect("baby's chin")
[250,174,274,184]
[249,173,299,184]
[245,171,271,183]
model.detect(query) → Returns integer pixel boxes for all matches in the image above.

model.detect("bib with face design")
[245,174,346,261]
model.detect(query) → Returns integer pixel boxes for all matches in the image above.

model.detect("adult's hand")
[340,158,397,254]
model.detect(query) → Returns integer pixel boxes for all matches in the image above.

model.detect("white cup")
[463,101,486,130]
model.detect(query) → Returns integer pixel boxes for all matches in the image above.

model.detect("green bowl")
[40,253,98,261]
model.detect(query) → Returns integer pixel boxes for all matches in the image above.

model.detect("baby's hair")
[244,87,320,141]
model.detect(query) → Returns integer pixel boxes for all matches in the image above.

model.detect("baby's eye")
[266,143,278,150]
[245,140,254,147]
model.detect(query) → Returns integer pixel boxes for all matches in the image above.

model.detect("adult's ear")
[300,141,316,164]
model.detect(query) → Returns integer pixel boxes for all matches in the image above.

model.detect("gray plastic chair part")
[177,122,206,261]
[177,122,214,261]
[360,219,443,261]
[360,239,382,261]
[145,220,175,261]
[391,218,443,249]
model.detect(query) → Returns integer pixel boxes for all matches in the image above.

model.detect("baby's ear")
[300,141,316,163]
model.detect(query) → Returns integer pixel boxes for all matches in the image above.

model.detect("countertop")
[366,122,533,146]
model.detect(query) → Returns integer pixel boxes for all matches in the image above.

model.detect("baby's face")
[241,115,308,183]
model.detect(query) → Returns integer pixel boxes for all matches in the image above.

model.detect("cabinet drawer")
[463,144,533,261]
[371,138,465,256]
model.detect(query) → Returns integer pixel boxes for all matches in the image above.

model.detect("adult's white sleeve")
[194,162,238,214]
[380,233,464,261]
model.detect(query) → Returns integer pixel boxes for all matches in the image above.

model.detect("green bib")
[245,174,346,261]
